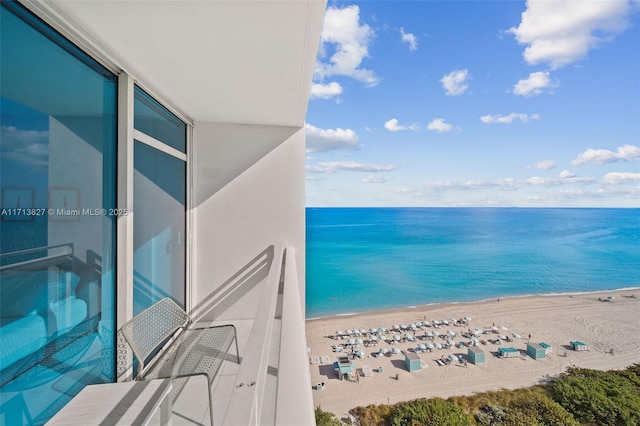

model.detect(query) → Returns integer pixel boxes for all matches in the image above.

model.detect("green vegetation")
[315,406,343,426]
[387,398,474,426]
[551,366,640,425]
[344,364,640,426]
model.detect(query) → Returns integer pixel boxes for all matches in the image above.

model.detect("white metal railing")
[222,244,283,425]
[275,247,316,425]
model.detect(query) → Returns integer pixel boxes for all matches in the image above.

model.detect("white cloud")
[572,144,640,165]
[305,123,359,153]
[509,0,632,69]
[394,173,604,199]
[363,175,391,183]
[480,113,540,124]
[440,69,469,96]
[559,170,576,179]
[601,172,640,185]
[527,159,556,170]
[400,27,418,51]
[307,161,396,174]
[384,118,406,132]
[310,82,343,100]
[395,178,524,196]
[1,125,49,170]
[526,176,563,186]
[384,118,419,132]
[513,71,557,97]
[426,118,454,132]
[315,5,379,87]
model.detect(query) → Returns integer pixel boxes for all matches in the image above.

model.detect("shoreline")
[306,286,640,321]
[306,288,640,419]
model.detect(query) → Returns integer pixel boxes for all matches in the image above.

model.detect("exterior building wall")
[192,122,306,320]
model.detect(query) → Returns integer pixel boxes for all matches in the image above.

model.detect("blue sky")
[305,0,640,207]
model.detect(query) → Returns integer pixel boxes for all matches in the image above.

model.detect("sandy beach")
[306,289,640,419]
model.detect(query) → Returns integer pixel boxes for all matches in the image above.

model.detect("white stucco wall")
[192,122,306,321]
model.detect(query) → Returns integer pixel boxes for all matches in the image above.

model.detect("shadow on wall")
[191,245,275,323]
[192,123,299,208]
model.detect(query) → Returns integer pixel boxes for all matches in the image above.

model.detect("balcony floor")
[147,317,281,425]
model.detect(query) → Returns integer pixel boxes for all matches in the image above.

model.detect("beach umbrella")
[394,334,402,342]
[450,317,458,324]
[447,330,456,337]
[415,321,423,327]
[446,339,455,347]
[424,331,433,339]
[392,324,400,331]
[512,333,521,339]
[348,338,356,346]
[346,329,354,336]
[426,343,434,350]
[418,344,426,351]
[379,334,387,341]
[491,326,498,333]
[391,347,401,355]
[432,320,440,326]
[498,334,507,340]
[369,335,378,342]
[470,337,479,344]
[380,327,388,333]
[433,330,441,337]
[410,323,417,331]
[370,328,378,334]
[356,350,364,358]
[379,347,389,355]
[356,338,364,346]
[360,328,366,334]
[500,325,509,331]
[442,319,449,325]
[400,324,408,330]
[406,334,415,342]
[434,343,443,350]
[448,354,459,363]
[463,316,471,322]
[336,330,344,336]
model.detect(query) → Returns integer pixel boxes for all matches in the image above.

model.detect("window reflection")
[0,3,116,424]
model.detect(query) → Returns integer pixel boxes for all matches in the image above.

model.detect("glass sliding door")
[133,87,186,315]
[0,2,116,424]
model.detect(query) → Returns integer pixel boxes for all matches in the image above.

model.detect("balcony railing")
[50,244,315,425]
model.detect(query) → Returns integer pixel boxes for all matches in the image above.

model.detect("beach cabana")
[539,342,552,354]
[404,352,421,372]
[570,341,590,351]
[526,342,546,360]
[498,347,519,358]
[334,356,354,380]
[468,346,485,364]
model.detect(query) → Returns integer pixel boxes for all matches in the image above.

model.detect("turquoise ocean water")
[305,208,640,318]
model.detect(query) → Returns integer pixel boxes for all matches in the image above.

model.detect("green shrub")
[473,391,577,426]
[388,398,475,426]
[351,404,393,426]
[315,406,343,426]
[550,367,640,426]
[503,392,578,426]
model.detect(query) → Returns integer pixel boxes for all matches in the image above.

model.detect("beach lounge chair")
[361,365,373,377]
[320,355,330,364]
[310,356,320,365]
